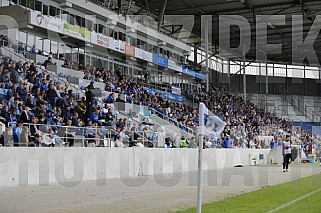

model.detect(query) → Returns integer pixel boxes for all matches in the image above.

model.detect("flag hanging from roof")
[199,102,226,136]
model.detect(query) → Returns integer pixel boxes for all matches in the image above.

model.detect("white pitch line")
[267,187,321,213]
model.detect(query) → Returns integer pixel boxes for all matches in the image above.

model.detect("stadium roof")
[127,0,321,65]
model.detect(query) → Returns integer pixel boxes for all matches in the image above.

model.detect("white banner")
[91,32,97,44]
[29,11,64,33]
[171,86,181,95]
[96,33,112,48]
[135,48,152,62]
[112,40,125,54]
[168,59,181,72]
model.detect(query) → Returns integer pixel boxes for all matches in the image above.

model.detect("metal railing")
[6,121,161,148]
[305,105,321,122]
[6,122,112,147]
[150,107,197,136]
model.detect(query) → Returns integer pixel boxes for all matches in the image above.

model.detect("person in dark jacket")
[85,87,93,106]
[46,83,58,107]
[16,82,28,102]
[20,107,31,123]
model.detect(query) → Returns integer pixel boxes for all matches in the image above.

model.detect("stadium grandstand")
[0,0,321,212]
[0,0,319,150]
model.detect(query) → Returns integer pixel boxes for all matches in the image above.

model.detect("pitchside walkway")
[0,165,319,213]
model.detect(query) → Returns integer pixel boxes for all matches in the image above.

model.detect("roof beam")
[134,0,154,15]
[157,0,167,32]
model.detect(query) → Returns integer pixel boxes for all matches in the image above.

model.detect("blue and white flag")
[199,103,226,136]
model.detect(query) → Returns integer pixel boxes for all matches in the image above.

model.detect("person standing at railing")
[28,117,44,146]
[13,120,23,147]
[85,123,100,147]
[20,106,31,123]
[64,119,75,147]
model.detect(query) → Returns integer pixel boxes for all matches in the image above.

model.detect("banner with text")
[30,11,64,33]
[152,54,169,67]
[64,23,91,42]
[143,87,185,102]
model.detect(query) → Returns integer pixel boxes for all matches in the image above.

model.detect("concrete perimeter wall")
[0,148,271,187]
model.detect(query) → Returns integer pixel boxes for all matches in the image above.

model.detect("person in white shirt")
[282,135,292,172]
[115,135,125,148]
[135,141,144,148]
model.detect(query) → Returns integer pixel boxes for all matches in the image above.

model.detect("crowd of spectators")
[44,47,320,150]
[0,41,160,147]
[78,67,294,149]
[1,37,321,150]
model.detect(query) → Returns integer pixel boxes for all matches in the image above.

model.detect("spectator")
[223,135,233,148]
[106,93,115,104]
[46,83,59,107]
[188,137,198,148]
[30,45,37,54]
[74,100,86,119]
[16,82,28,102]
[20,107,31,123]
[64,119,75,147]
[115,135,125,148]
[165,137,172,148]
[13,120,23,146]
[85,87,93,105]
[43,57,53,68]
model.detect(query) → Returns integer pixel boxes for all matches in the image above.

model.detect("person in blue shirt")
[106,93,114,104]
[32,77,41,90]
[270,139,275,149]
[30,45,36,54]
[13,120,23,146]
[92,95,98,106]
[16,82,28,102]
[40,79,49,91]
[9,108,19,123]
[46,110,56,125]
[126,95,132,104]
[89,108,100,122]
[62,106,73,121]
[1,71,12,89]
[223,135,233,148]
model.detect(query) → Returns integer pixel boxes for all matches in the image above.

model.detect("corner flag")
[199,102,226,136]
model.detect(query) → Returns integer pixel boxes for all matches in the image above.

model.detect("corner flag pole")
[197,14,209,213]
[197,103,205,213]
